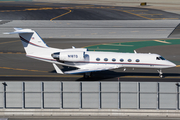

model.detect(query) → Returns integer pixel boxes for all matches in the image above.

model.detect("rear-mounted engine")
[51,51,85,61]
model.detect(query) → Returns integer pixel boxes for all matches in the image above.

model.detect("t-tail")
[4,28,49,55]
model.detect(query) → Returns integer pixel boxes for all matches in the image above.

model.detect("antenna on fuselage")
[134,50,137,54]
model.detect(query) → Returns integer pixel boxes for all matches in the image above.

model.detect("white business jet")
[4,28,176,78]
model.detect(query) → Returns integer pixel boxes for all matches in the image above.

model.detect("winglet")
[52,63,64,74]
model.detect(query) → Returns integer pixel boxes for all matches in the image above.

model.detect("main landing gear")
[157,69,163,78]
[83,72,92,78]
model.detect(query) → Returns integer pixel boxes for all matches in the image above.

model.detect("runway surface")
[0,1,180,20]
[2,20,180,39]
[0,1,180,81]
[0,38,180,81]
[1,2,180,120]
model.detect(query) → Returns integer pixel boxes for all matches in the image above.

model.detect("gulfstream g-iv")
[4,28,176,78]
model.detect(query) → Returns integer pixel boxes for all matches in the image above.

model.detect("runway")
[1,2,180,120]
[0,38,180,81]
[0,1,180,81]
[0,1,180,20]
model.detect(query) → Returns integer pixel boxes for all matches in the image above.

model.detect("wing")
[64,66,119,74]
[64,68,106,74]
[52,63,122,74]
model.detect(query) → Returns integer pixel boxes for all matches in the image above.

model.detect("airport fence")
[0,82,179,109]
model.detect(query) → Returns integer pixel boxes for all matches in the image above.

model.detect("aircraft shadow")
[75,70,180,81]
[49,66,180,81]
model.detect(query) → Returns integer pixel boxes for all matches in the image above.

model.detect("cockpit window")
[156,57,160,60]
[160,56,166,60]
[156,56,166,60]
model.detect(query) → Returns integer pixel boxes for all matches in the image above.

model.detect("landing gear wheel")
[157,69,163,78]
[159,74,163,78]
[83,72,91,78]
[83,74,89,78]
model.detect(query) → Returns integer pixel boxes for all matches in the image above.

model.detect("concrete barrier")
[0,109,180,117]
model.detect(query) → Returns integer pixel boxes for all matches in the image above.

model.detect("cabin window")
[96,58,100,61]
[128,59,132,62]
[120,59,124,62]
[104,58,108,61]
[136,59,140,62]
[112,58,116,62]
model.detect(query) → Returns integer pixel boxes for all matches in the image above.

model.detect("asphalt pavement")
[0,1,180,20]
[1,1,180,120]
[0,1,180,81]
[0,38,180,81]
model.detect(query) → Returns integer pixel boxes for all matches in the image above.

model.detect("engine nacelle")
[52,51,85,61]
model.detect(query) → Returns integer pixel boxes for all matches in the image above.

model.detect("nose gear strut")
[157,69,163,78]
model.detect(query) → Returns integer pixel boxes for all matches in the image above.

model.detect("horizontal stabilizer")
[4,28,49,55]
[3,28,33,34]
[14,28,23,31]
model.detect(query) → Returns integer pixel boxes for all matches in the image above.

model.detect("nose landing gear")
[157,69,163,78]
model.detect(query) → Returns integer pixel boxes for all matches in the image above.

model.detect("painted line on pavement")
[0,40,20,45]
[50,9,72,21]
[112,9,153,20]
[112,9,179,20]
[154,40,171,44]
[102,43,133,46]
[0,52,24,54]
[87,48,119,51]
[0,75,179,79]
[0,67,47,73]
[0,75,83,78]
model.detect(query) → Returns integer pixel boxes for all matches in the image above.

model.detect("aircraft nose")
[170,62,176,67]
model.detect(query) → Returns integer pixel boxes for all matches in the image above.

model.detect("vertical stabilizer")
[4,28,48,55]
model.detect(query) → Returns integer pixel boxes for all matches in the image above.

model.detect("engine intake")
[51,52,60,59]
